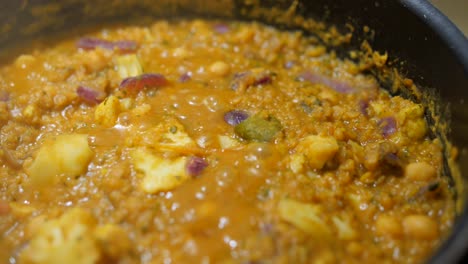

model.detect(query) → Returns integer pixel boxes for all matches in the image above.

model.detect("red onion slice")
[358,99,370,115]
[213,23,230,34]
[179,73,192,83]
[284,61,295,69]
[186,156,208,177]
[298,71,354,94]
[231,70,273,90]
[379,117,397,137]
[119,73,169,94]
[76,38,138,52]
[77,86,106,105]
[224,110,249,126]
[0,91,10,102]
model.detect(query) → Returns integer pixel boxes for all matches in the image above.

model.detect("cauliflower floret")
[94,95,121,127]
[157,119,196,149]
[115,54,143,79]
[27,134,93,186]
[278,199,331,238]
[19,208,100,264]
[332,216,358,240]
[218,135,241,149]
[126,118,197,153]
[131,148,189,194]
[291,135,339,171]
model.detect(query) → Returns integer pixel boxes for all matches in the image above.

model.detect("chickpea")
[402,214,438,240]
[209,61,231,77]
[375,215,402,238]
[405,162,437,181]
[172,47,190,59]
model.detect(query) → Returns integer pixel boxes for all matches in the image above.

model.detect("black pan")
[0,0,467,262]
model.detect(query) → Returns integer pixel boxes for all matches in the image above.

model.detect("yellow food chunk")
[209,61,231,77]
[94,224,131,259]
[27,134,93,186]
[332,216,358,240]
[23,104,38,119]
[402,214,439,240]
[131,148,189,194]
[152,118,197,151]
[278,199,331,238]
[295,135,339,170]
[15,54,37,69]
[95,95,121,127]
[116,54,143,79]
[289,153,306,173]
[405,162,437,181]
[218,135,241,149]
[19,208,100,264]
[172,47,190,59]
[375,215,403,238]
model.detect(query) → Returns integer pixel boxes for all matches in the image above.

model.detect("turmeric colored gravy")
[0,20,455,264]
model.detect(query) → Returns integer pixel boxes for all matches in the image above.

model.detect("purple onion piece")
[379,117,397,137]
[358,99,370,115]
[0,91,10,102]
[254,75,272,86]
[179,73,192,83]
[224,110,249,126]
[77,86,105,105]
[231,71,273,90]
[213,23,230,34]
[186,156,208,177]
[76,37,137,52]
[284,61,295,69]
[119,73,169,93]
[298,71,354,94]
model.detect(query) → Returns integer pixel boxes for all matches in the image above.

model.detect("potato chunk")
[292,135,339,170]
[131,148,189,194]
[94,95,121,127]
[27,134,93,186]
[404,162,437,181]
[116,54,143,79]
[126,117,197,153]
[278,199,331,238]
[19,208,100,264]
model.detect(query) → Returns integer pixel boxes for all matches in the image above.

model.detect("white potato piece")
[131,148,189,194]
[94,95,121,127]
[27,134,93,186]
[332,216,358,240]
[278,198,331,238]
[404,162,437,181]
[116,54,143,79]
[294,135,339,170]
[218,135,241,150]
[19,208,100,264]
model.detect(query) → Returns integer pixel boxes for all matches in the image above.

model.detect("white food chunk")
[278,199,331,238]
[94,95,121,127]
[332,216,358,240]
[131,148,189,194]
[218,135,241,149]
[116,54,143,79]
[292,135,339,170]
[19,208,99,264]
[27,134,93,186]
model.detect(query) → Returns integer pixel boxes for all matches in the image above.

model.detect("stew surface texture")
[0,20,455,264]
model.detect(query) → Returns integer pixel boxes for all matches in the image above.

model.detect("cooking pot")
[0,0,467,263]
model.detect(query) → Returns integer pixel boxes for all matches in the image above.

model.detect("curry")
[0,20,455,263]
